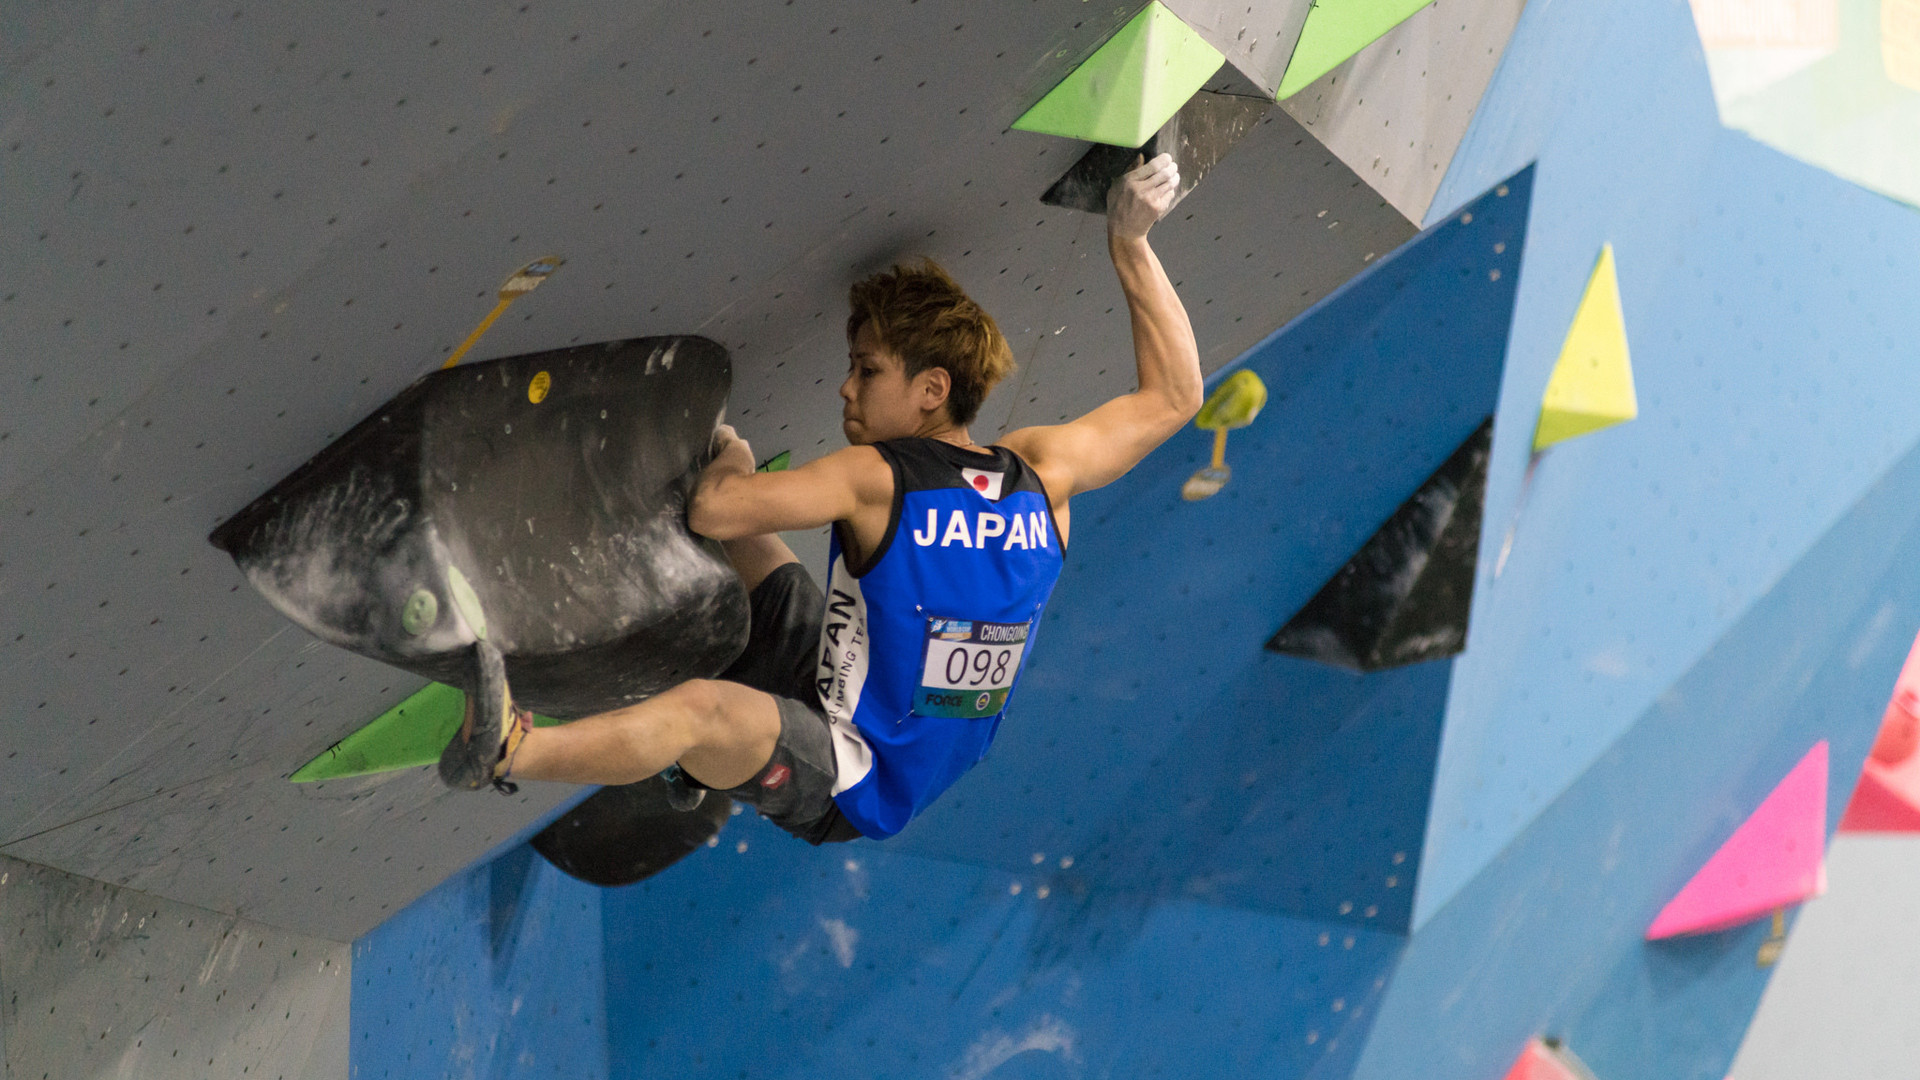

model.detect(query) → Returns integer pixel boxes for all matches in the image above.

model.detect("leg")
[506,678,782,790]
[722,533,800,594]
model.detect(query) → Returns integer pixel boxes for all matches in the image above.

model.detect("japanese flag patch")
[960,468,1004,501]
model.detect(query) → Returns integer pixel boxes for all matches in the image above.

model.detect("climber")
[439,153,1201,844]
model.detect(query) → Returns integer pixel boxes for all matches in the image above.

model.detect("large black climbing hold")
[532,779,733,887]
[1267,419,1494,672]
[531,777,734,887]
[210,337,749,719]
[1040,90,1271,216]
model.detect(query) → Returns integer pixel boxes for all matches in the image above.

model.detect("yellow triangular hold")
[1533,243,1637,451]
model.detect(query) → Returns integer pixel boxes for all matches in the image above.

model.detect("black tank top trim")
[841,438,1053,579]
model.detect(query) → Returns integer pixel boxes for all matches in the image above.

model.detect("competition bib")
[915,616,1031,719]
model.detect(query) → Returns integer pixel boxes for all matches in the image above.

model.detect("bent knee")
[671,679,783,788]
[666,678,728,717]
[670,679,777,746]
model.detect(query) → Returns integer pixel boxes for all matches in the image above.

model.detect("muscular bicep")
[688,446,887,540]
[1005,391,1192,500]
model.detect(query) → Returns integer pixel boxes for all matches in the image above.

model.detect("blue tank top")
[815,438,1065,839]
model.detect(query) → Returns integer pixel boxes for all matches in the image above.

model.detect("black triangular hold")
[1041,90,1271,215]
[1267,419,1494,671]
[530,775,734,887]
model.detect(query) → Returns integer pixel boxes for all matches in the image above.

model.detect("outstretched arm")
[1001,154,1202,501]
[687,426,890,541]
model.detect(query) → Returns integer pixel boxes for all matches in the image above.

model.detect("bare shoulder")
[995,425,1056,463]
[812,444,897,562]
[997,425,1081,501]
[999,387,1193,504]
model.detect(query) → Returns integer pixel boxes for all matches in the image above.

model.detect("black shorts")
[702,563,864,846]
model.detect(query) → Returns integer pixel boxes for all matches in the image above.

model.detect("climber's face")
[840,322,953,445]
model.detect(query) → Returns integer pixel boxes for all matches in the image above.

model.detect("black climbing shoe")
[661,765,707,812]
[438,641,531,794]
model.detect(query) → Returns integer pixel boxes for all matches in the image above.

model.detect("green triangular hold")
[756,449,792,472]
[290,681,560,782]
[1277,0,1432,99]
[1013,1,1227,148]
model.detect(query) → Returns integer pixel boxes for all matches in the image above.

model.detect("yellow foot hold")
[1534,243,1637,451]
[1196,369,1269,432]
[1183,370,1267,501]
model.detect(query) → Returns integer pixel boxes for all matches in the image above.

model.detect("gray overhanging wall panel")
[0,0,1143,499]
[298,971,352,1080]
[0,855,349,1080]
[1280,0,1530,223]
[1164,0,1317,98]
[0,0,98,75]
[0,0,680,507]
[974,109,1414,446]
[1,0,1405,940]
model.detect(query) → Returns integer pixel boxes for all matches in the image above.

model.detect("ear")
[914,366,953,418]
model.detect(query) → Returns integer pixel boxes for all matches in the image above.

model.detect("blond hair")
[846,259,1013,427]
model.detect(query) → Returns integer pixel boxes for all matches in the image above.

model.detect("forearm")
[687,451,756,539]
[1109,234,1202,419]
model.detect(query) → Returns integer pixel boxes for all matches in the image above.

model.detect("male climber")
[439,153,1201,845]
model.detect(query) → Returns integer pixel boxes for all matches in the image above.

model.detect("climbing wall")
[0,854,348,1079]
[891,170,1532,917]
[0,0,1414,944]
[13,0,1920,1077]
[352,164,1530,1078]
[350,845,609,1079]
[1413,0,1920,935]
[1280,0,1531,222]
[353,0,1920,1075]
[1343,0,1920,1068]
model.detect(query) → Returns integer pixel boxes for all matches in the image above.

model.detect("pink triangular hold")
[1840,753,1920,832]
[1841,634,1920,832]
[1502,1038,1593,1080]
[1646,741,1829,940]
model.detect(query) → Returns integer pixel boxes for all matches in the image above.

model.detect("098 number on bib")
[915,617,1030,719]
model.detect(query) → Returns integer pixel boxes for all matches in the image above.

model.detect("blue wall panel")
[1352,390,1920,1078]
[1413,0,1920,928]
[1077,655,1450,929]
[602,820,1405,1080]
[353,826,610,1079]
[896,172,1531,940]
[348,0,1920,1071]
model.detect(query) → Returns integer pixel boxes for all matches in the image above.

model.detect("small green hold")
[290,682,563,782]
[401,589,439,636]
[756,450,792,473]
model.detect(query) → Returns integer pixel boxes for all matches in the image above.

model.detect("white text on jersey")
[910,508,1050,550]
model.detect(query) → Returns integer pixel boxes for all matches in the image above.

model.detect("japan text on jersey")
[813,439,1065,839]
